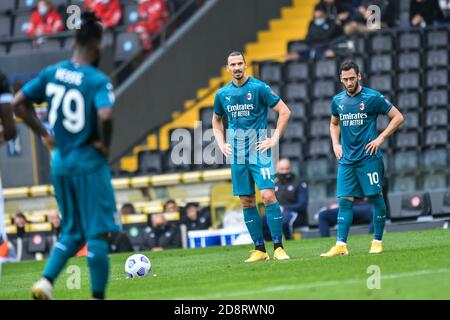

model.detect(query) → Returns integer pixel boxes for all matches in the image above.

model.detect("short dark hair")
[185,202,199,210]
[121,203,136,214]
[227,51,246,64]
[164,199,177,211]
[76,11,103,48]
[340,60,360,76]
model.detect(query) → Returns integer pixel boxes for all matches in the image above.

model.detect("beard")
[346,82,360,95]
[233,71,243,80]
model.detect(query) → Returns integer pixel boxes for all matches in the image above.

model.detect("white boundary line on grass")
[177,268,450,299]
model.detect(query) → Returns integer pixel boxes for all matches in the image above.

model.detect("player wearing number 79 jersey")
[13,11,120,300]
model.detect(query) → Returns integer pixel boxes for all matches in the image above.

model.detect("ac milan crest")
[359,102,365,110]
[247,92,252,100]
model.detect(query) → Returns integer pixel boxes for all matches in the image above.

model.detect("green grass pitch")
[1,228,449,300]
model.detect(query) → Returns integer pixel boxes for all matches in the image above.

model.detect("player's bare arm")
[365,106,404,155]
[12,91,54,149]
[330,115,342,160]
[255,100,291,152]
[212,113,231,157]
[93,108,114,157]
[0,101,17,143]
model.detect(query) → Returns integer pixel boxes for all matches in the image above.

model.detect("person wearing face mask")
[262,159,309,241]
[286,5,343,61]
[24,0,64,37]
[83,0,122,29]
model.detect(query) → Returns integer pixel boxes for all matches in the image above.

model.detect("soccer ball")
[125,254,151,278]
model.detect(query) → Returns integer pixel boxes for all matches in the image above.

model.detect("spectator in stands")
[24,0,64,38]
[164,199,178,213]
[318,177,390,237]
[262,159,308,240]
[410,0,446,27]
[128,0,170,50]
[144,213,181,251]
[120,202,137,215]
[83,0,122,29]
[344,0,398,34]
[14,212,27,238]
[181,202,210,231]
[47,209,61,238]
[317,0,353,28]
[286,5,343,60]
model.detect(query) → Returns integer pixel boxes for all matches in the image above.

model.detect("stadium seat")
[309,119,330,138]
[369,32,393,53]
[63,37,75,51]
[287,40,309,54]
[13,14,29,37]
[259,62,282,84]
[426,69,448,88]
[313,80,335,99]
[389,191,431,219]
[394,151,418,172]
[369,74,392,93]
[314,59,337,79]
[270,84,281,96]
[311,99,331,118]
[395,131,420,149]
[0,44,7,56]
[284,61,309,82]
[425,109,448,127]
[114,32,142,62]
[424,128,448,146]
[138,151,163,174]
[26,232,51,259]
[308,139,330,157]
[401,111,420,130]
[392,175,418,192]
[423,173,447,190]
[398,72,421,90]
[397,91,421,110]
[422,148,448,168]
[398,52,421,71]
[36,39,62,52]
[428,189,450,217]
[280,141,303,159]
[377,114,389,131]
[283,82,308,101]
[267,107,277,124]
[9,41,33,55]
[398,30,422,50]
[0,16,11,38]
[307,182,328,201]
[369,54,393,73]
[123,3,140,26]
[0,0,15,12]
[306,158,329,179]
[426,49,448,68]
[288,101,307,120]
[284,121,305,141]
[426,89,448,107]
[426,28,448,48]
[122,222,148,252]
[199,107,213,129]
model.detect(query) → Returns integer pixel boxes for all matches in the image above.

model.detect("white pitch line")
[176,268,450,299]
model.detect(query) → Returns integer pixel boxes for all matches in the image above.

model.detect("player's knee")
[260,190,276,204]
[239,196,255,208]
[338,197,354,209]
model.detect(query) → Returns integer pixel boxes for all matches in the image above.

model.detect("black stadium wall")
[111,0,291,162]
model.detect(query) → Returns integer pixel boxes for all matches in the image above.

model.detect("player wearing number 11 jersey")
[13,11,119,299]
[320,60,404,257]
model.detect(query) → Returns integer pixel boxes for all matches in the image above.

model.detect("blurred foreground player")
[13,12,120,299]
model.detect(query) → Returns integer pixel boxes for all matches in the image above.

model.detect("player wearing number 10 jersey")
[13,11,119,300]
[320,60,404,257]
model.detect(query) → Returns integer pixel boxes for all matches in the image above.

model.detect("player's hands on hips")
[42,135,55,150]
[256,137,278,153]
[333,143,343,160]
[365,136,384,155]
[220,143,232,157]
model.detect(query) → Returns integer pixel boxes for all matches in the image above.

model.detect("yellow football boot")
[320,244,349,257]
[273,247,290,260]
[369,240,383,254]
[244,250,269,263]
